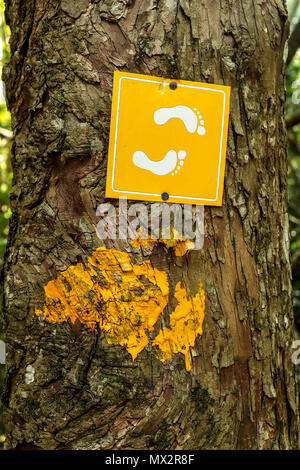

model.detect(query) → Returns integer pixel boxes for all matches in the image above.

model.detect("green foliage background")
[0,0,10,443]
[0,0,299,446]
[287,0,300,330]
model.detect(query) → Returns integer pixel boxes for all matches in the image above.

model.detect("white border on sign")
[111,76,226,202]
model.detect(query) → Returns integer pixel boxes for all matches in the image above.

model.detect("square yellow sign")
[106,72,230,206]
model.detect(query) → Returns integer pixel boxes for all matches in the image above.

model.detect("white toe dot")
[178,150,187,159]
[175,170,177,173]
[180,161,184,166]
[177,166,181,170]
[200,119,204,125]
[197,126,206,136]
[172,173,174,176]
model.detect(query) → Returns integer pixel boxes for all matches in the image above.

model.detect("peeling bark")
[1,0,299,450]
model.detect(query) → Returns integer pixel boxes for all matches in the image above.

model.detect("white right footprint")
[154,105,206,136]
[133,149,187,176]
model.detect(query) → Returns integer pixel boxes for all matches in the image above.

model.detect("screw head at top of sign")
[161,192,169,201]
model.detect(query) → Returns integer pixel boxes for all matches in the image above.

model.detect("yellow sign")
[106,72,230,206]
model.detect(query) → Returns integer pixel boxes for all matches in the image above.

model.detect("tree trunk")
[1,0,299,450]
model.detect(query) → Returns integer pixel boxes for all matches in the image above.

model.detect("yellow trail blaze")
[152,282,205,372]
[36,247,205,370]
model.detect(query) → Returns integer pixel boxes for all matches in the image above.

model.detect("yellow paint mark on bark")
[152,282,205,372]
[36,247,169,360]
[130,229,194,256]
[36,247,205,370]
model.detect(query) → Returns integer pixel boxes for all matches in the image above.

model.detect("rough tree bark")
[1,0,299,450]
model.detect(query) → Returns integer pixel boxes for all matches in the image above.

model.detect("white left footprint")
[133,149,187,176]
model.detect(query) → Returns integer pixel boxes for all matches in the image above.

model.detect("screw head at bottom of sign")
[161,192,169,201]
[169,81,177,90]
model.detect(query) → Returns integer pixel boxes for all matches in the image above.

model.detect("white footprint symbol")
[132,105,205,177]
[133,149,187,176]
[154,105,206,136]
